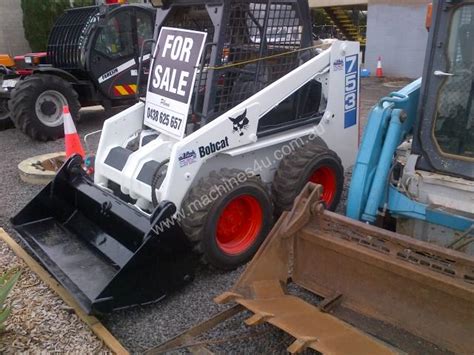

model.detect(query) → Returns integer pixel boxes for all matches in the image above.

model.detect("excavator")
[217,0,473,353]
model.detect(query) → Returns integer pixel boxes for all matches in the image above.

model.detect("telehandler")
[12,0,360,314]
[2,3,155,141]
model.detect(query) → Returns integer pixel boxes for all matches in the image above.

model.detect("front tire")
[0,98,13,130]
[9,74,80,141]
[181,169,274,270]
[272,140,344,214]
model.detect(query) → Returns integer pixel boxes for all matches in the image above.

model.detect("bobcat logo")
[228,109,249,136]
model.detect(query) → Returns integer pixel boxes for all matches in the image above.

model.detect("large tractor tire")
[0,98,13,130]
[272,139,344,214]
[9,74,80,141]
[181,168,273,270]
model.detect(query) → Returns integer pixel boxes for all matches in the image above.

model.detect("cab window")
[136,11,154,49]
[257,79,324,132]
[434,4,474,159]
[94,12,134,58]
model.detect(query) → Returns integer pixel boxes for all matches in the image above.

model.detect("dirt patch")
[0,240,109,353]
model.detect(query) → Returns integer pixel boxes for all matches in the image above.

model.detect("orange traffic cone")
[63,106,85,158]
[376,56,384,78]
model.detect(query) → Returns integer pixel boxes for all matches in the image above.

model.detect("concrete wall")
[0,0,31,56]
[365,0,430,78]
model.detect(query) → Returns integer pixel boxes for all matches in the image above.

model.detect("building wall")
[0,0,31,56]
[309,0,367,7]
[365,0,430,78]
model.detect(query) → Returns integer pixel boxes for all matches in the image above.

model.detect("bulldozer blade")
[11,155,195,314]
[216,183,474,354]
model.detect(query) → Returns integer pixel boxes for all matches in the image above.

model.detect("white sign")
[1,79,19,88]
[144,27,207,139]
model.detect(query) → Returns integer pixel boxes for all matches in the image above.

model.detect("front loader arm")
[161,41,360,210]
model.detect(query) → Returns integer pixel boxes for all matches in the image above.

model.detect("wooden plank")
[145,304,244,355]
[0,228,129,355]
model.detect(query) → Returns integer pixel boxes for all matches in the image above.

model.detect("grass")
[0,269,21,332]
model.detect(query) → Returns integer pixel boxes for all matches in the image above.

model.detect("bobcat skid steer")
[11,0,360,314]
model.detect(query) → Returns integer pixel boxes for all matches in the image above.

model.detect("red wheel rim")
[216,195,263,255]
[309,166,337,206]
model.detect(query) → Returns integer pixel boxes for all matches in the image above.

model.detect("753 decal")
[344,54,358,129]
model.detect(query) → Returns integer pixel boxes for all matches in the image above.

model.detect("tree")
[21,0,95,52]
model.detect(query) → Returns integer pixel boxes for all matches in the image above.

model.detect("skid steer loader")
[12,0,360,314]
[217,1,473,353]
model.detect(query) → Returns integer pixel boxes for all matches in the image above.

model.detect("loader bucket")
[11,155,195,314]
[216,183,474,354]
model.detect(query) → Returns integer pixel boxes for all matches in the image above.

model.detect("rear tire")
[0,98,13,130]
[181,168,273,270]
[272,140,344,214]
[9,74,80,141]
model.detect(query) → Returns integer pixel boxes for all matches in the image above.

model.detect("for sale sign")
[144,27,207,139]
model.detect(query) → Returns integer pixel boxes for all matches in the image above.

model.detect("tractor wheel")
[272,139,344,214]
[181,168,273,270]
[9,74,80,141]
[0,98,13,130]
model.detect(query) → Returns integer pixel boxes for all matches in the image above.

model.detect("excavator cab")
[414,2,474,176]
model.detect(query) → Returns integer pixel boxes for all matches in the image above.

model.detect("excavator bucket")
[11,155,195,314]
[216,183,474,354]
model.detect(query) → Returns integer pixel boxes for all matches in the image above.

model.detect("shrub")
[0,269,21,331]
[21,0,96,52]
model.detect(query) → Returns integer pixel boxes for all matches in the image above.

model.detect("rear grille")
[47,6,100,72]
[216,1,305,114]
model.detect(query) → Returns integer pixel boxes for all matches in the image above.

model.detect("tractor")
[1,3,155,141]
[12,0,360,314]
[0,54,16,129]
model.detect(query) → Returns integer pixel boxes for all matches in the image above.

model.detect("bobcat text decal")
[198,137,229,158]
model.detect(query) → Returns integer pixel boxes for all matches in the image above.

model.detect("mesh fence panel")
[162,0,310,122]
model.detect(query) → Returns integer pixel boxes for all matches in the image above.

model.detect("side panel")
[93,42,360,211]
[161,42,360,209]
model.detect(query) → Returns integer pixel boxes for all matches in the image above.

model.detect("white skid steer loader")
[12,0,360,314]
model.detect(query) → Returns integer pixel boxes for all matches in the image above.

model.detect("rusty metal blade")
[217,183,474,354]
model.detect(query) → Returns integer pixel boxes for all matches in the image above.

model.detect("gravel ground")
[0,108,111,352]
[0,239,108,352]
[0,77,447,354]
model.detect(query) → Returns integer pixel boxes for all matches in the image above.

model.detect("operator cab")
[414,1,474,179]
[89,5,155,101]
[147,0,326,138]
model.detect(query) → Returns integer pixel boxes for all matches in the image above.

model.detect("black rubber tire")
[181,168,274,270]
[0,98,13,130]
[9,74,80,141]
[272,139,344,214]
